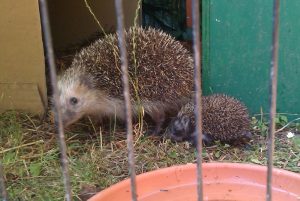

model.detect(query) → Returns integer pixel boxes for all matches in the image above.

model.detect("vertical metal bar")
[114,0,137,201]
[0,162,8,201]
[39,1,72,200]
[266,0,280,201]
[192,0,203,201]
[201,0,211,94]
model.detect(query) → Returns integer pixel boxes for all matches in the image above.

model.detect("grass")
[0,111,300,200]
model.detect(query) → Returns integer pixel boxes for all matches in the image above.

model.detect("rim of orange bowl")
[89,162,300,201]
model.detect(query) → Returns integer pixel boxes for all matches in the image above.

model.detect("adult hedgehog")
[57,27,193,134]
[165,94,252,145]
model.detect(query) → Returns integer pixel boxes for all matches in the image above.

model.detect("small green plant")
[251,116,268,136]
[275,114,288,128]
[251,113,297,136]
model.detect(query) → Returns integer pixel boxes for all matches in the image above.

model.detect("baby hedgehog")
[56,27,194,134]
[165,94,252,145]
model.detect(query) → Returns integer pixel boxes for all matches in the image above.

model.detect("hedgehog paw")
[190,132,214,146]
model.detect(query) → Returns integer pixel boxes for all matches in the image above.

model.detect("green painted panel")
[202,0,300,115]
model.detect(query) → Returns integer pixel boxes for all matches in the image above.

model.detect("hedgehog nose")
[243,131,252,140]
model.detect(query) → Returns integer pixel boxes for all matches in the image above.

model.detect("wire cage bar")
[0,0,283,200]
[191,0,204,201]
[0,162,8,201]
[114,0,138,200]
[266,0,281,201]
[39,0,72,200]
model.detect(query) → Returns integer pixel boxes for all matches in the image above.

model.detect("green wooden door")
[202,0,300,115]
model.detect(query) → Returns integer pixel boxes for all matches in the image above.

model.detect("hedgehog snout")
[58,107,80,128]
[241,131,252,142]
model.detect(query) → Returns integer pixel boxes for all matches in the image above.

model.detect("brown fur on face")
[57,72,186,133]
[58,75,184,131]
[57,76,125,127]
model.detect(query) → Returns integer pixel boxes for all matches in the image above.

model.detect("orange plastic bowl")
[89,163,300,201]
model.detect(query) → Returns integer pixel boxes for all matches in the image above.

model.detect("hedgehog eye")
[69,97,78,105]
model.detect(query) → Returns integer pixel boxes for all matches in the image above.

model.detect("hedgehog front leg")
[191,131,214,146]
[149,111,165,135]
[143,104,166,135]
